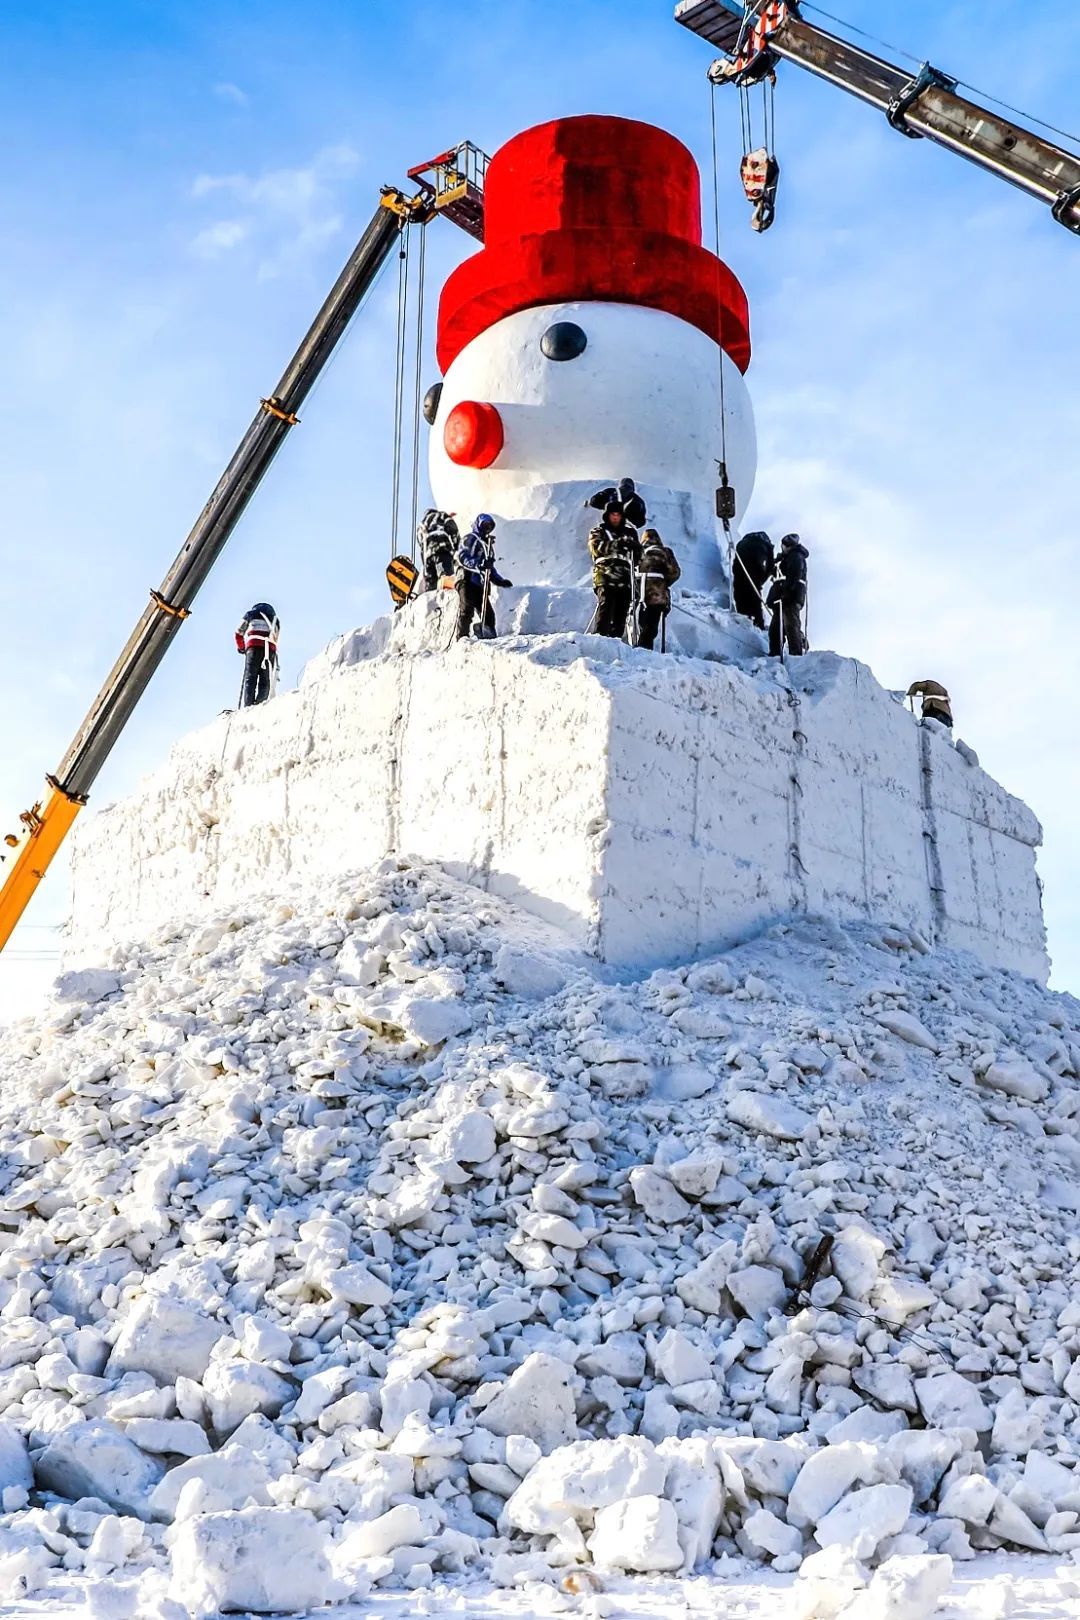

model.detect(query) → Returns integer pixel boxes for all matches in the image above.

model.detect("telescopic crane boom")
[676,0,1080,234]
[0,144,489,955]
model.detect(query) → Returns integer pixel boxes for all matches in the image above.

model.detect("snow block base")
[68,596,1048,982]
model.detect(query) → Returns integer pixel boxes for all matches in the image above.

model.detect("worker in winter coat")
[585,476,647,531]
[235,603,280,708]
[637,529,681,651]
[733,530,774,629]
[455,514,512,641]
[417,508,460,593]
[588,500,642,638]
[767,534,808,657]
[908,679,953,729]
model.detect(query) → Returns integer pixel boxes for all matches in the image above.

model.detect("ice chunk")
[814,1484,914,1558]
[980,1059,1048,1102]
[788,1443,878,1529]
[481,1353,577,1454]
[651,1329,712,1387]
[915,1372,990,1434]
[122,1419,210,1458]
[874,1011,938,1052]
[322,1262,393,1309]
[203,1359,295,1435]
[587,1495,682,1571]
[504,1437,666,1534]
[169,1506,331,1615]
[629,1167,692,1223]
[727,1265,787,1320]
[727,1090,811,1142]
[149,1444,274,1523]
[108,1296,224,1385]
[35,1422,164,1520]
[493,946,567,999]
[843,1553,953,1620]
[338,1502,427,1558]
[744,1507,802,1559]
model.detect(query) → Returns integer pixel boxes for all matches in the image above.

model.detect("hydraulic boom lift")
[0,143,489,955]
[676,0,1080,235]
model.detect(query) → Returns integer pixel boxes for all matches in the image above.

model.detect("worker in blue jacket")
[455,515,512,640]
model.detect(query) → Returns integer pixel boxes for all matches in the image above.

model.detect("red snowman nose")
[443,400,504,469]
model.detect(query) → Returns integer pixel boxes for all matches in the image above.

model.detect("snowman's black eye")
[541,322,587,361]
[422,382,443,425]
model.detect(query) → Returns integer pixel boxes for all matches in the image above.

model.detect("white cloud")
[213,82,249,107]
[190,218,250,259]
[188,145,361,276]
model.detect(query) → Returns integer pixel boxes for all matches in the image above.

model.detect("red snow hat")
[436,115,751,376]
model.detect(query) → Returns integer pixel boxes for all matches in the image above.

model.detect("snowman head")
[427,116,756,594]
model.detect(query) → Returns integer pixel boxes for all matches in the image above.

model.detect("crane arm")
[0,187,424,954]
[675,0,1080,234]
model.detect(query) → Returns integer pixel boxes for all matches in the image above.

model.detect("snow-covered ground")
[0,859,1078,1618]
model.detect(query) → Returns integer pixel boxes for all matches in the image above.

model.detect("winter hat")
[604,501,626,522]
[437,116,751,375]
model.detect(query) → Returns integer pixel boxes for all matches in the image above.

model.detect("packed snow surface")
[1,859,1079,1617]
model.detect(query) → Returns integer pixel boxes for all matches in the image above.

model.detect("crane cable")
[709,80,736,582]
[408,223,428,565]
[389,221,412,560]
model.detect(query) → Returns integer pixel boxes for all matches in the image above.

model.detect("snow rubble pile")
[0,859,1078,1615]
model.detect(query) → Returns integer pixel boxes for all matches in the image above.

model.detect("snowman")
[427,114,756,596]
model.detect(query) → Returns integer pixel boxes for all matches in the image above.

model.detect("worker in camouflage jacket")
[416,508,460,593]
[767,534,809,657]
[636,528,681,651]
[907,679,953,729]
[588,500,642,638]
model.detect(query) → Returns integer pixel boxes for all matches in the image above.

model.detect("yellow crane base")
[0,782,84,953]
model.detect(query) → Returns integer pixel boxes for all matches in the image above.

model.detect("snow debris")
[0,859,1079,1613]
[169,1506,331,1615]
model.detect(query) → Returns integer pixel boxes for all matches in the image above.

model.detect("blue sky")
[2,0,1079,1011]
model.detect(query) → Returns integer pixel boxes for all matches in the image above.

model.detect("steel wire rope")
[408,223,428,565]
[799,1,1080,153]
[389,222,412,559]
[709,81,736,584]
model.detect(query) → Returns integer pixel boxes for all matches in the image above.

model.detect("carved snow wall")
[67,613,1048,983]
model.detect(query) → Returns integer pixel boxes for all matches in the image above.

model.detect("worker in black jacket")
[235,603,280,707]
[585,476,647,531]
[733,531,774,629]
[767,534,809,657]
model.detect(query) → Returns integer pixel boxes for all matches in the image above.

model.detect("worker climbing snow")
[417,508,460,593]
[733,530,775,630]
[585,476,647,532]
[588,500,642,639]
[637,529,681,651]
[235,603,280,708]
[767,534,808,657]
[455,515,511,641]
[908,679,953,730]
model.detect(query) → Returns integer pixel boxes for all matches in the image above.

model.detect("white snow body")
[429,300,756,593]
[66,593,1047,982]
